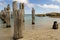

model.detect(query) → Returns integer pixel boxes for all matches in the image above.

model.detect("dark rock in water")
[52,21,58,29]
[6,25,11,28]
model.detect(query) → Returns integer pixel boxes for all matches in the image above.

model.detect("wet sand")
[0,21,60,40]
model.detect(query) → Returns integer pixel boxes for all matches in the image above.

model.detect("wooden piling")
[13,1,19,39]
[20,3,25,22]
[3,8,7,23]
[1,10,4,21]
[6,4,11,28]
[1,10,6,23]
[13,1,23,39]
[0,11,2,19]
[18,9,23,38]
[0,12,1,18]
[32,8,35,24]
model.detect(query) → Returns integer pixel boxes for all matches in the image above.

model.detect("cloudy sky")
[0,0,60,14]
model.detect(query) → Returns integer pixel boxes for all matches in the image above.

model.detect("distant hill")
[35,12,60,17]
[35,14,46,17]
[46,12,60,16]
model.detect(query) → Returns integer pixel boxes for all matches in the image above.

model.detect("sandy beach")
[0,21,60,40]
[0,0,60,40]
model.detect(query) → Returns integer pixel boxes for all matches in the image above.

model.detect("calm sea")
[0,14,60,29]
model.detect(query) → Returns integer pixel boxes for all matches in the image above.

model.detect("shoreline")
[0,16,60,40]
[0,22,60,40]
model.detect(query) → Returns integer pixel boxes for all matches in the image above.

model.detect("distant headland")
[35,12,60,18]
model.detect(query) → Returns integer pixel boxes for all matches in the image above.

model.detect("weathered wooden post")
[20,3,25,22]
[0,10,3,20]
[1,10,4,21]
[18,9,23,39]
[13,1,19,39]
[1,10,6,23]
[3,8,6,17]
[6,4,11,28]
[52,21,58,29]
[32,8,35,24]
[3,8,7,23]
[0,11,1,18]
[13,1,23,39]
[0,12,1,18]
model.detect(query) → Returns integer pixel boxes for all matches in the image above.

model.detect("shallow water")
[0,14,60,40]
[0,14,60,29]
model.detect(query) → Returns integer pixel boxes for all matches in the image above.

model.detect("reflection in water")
[32,24,35,29]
